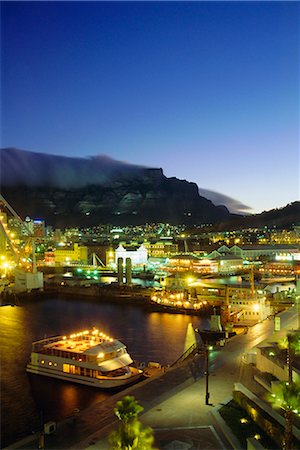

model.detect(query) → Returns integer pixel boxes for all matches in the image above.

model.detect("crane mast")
[0,194,43,291]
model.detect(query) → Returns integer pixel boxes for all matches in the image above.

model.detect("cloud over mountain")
[1,147,250,215]
[0,147,146,189]
[198,188,252,215]
[0,147,232,226]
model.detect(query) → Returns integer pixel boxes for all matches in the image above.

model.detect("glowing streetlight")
[205,345,213,405]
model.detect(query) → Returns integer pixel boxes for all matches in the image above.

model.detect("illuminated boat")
[26,328,143,388]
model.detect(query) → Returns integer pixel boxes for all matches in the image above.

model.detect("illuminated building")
[44,249,55,266]
[229,244,299,260]
[115,244,147,266]
[167,254,201,272]
[24,216,34,235]
[33,219,46,238]
[143,240,178,258]
[275,252,300,262]
[229,295,271,325]
[208,244,300,261]
[167,254,218,274]
[106,248,115,266]
[14,270,44,292]
[259,260,300,276]
[54,243,88,265]
[213,255,244,274]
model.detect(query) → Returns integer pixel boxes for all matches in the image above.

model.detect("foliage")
[114,396,144,423]
[268,381,300,414]
[279,331,300,353]
[109,396,156,450]
[268,331,300,450]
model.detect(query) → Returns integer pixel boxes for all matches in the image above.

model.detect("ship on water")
[26,328,143,388]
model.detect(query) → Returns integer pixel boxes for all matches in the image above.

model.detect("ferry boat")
[26,328,143,388]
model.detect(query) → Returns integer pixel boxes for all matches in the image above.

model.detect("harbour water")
[1,296,208,447]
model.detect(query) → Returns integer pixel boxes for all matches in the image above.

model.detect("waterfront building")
[114,243,148,266]
[143,240,178,258]
[213,254,244,274]
[259,260,300,277]
[229,294,271,325]
[167,253,219,274]
[207,244,300,261]
[53,243,88,265]
[229,244,299,261]
[14,269,44,292]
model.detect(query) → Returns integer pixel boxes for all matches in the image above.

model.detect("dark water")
[1,296,208,447]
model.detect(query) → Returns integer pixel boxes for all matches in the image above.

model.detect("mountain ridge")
[0,147,230,227]
[0,148,298,229]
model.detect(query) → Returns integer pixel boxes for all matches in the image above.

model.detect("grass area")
[219,400,280,450]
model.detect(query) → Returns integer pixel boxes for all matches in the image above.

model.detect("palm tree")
[268,331,300,449]
[268,381,300,450]
[109,396,156,450]
[279,331,300,384]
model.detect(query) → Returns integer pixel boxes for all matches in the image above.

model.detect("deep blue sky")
[1,1,299,213]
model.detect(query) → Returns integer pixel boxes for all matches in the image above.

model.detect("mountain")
[226,202,300,230]
[0,148,231,227]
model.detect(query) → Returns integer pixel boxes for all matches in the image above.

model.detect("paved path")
[8,306,298,450]
[72,307,298,449]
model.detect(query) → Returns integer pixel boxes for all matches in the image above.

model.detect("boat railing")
[31,336,62,352]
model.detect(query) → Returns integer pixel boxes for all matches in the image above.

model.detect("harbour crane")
[0,194,43,291]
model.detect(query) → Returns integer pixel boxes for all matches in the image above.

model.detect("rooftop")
[39,329,124,355]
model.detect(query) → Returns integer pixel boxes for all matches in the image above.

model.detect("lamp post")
[38,410,45,450]
[204,345,213,405]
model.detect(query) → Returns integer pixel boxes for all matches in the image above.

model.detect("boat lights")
[66,329,114,342]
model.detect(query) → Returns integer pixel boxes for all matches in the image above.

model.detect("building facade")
[114,244,148,266]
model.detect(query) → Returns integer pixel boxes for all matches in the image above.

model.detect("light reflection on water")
[1,297,208,447]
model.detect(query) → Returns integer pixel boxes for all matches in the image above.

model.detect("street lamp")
[205,345,213,405]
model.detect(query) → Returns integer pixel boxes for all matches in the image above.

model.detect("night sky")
[1,1,299,213]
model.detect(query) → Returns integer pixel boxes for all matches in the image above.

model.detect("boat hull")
[26,364,143,389]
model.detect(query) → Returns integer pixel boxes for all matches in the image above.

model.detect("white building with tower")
[115,244,148,266]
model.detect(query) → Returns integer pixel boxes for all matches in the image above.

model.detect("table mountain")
[0,148,231,227]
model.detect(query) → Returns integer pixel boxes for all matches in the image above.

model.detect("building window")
[63,364,70,373]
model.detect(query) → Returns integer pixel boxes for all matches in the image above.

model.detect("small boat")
[26,328,143,388]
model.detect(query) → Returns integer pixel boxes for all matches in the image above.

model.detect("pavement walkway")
[9,350,235,450]
[8,308,298,450]
[74,347,241,450]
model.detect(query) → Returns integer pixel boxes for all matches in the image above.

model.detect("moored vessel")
[26,328,143,388]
